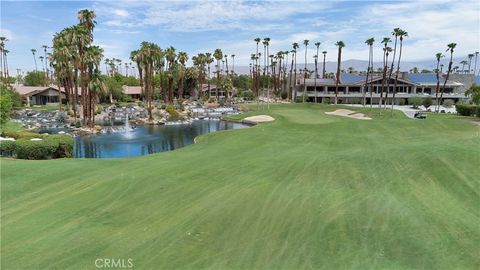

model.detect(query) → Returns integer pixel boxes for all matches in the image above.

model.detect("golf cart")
[414,112,427,119]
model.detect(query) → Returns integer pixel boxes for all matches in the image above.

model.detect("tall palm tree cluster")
[104,58,135,77]
[376,28,408,112]
[250,37,318,106]
[130,41,236,117]
[49,9,104,127]
[457,52,479,75]
[0,37,10,80]
[28,45,51,86]
[130,42,163,121]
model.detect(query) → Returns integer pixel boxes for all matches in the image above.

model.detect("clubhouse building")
[294,73,477,104]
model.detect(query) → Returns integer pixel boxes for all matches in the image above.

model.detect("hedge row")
[455,104,480,117]
[0,135,73,159]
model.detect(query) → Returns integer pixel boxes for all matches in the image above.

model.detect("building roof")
[340,73,364,84]
[407,74,445,84]
[12,85,66,97]
[123,86,142,95]
[406,73,461,86]
[200,84,218,92]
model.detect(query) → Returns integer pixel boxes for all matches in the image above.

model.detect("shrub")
[15,138,56,159]
[165,105,181,121]
[14,135,73,159]
[422,97,433,108]
[1,131,43,139]
[242,90,256,100]
[455,104,478,116]
[398,99,406,106]
[56,111,67,123]
[476,107,480,118]
[350,97,362,104]
[0,140,16,157]
[46,135,74,158]
[443,99,455,108]
[408,96,423,108]
[322,98,330,104]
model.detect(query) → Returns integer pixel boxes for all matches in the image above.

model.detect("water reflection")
[74,120,249,158]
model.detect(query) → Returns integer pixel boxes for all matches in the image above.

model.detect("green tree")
[0,83,20,126]
[23,71,48,86]
[465,84,480,105]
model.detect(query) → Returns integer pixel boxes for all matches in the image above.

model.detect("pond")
[74,120,249,158]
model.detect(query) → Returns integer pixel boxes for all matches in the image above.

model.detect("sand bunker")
[244,115,275,123]
[325,109,371,120]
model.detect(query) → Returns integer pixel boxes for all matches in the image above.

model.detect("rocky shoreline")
[9,102,244,137]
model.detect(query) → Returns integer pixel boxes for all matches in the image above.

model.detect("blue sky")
[1,0,479,73]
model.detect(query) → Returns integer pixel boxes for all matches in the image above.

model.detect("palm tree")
[460,60,467,74]
[391,29,408,113]
[379,37,391,108]
[385,28,400,108]
[231,54,235,76]
[205,52,213,98]
[302,39,309,103]
[254,37,261,99]
[38,55,46,74]
[224,54,229,76]
[288,50,294,100]
[165,46,176,103]
[292,42,299,102]
[31,49,38,72]
[312,43,320,102]
[467,53,474,74]
[0,37,5,78]
[474,52,479,76]
[213,48,223,99]
[434,53,444,112]
[363,38,374,107]
[2,49,9,79]
[473,52,478,76]
[322,51,327,78]
[282,51,289,96]
[41,45,49,81]
[334,41,345,105]
[177,51,188,100]
[85,45,104,126]
[438,43,456,112]
[264,37,271,108]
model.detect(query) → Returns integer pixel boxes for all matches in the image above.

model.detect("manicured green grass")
[0,121,24,134]
[1,104,479,269]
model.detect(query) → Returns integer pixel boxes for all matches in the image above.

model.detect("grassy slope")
[1,104,479,269]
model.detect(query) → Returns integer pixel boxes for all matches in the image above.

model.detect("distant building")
[294,73,475,104]
[122,86,142,99]
[200,84,231,98]
[12,85,67,106]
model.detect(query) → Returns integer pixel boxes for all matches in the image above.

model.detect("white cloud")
[0,28,14,40]
[113,9,129,17]
[94,0,333,32]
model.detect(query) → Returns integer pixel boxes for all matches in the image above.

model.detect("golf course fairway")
[1,104,479,269]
